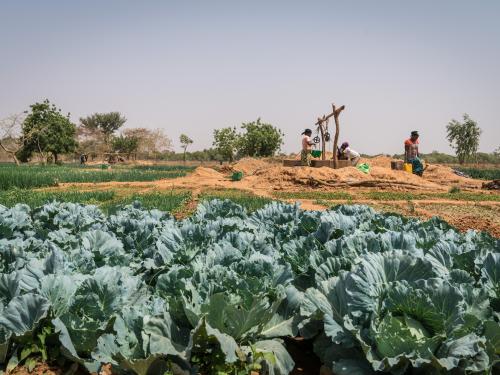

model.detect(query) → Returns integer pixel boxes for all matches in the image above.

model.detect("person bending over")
[340,142,360,166]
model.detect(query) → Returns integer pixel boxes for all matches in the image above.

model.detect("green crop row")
[0,164,193,190]
[364,191,500,202]
[200,189,272,212]
[273,190,499,202]
[454,167,500,180]
[0,188,191,213]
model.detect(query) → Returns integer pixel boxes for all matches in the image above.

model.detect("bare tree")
[76,124,107,160]
[123,128,173,157]
[0,113,27,165]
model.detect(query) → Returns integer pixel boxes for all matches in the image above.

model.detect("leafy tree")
[446,114,482,164]
[238,118,283,157]
[111,134,139,159]
[179,134,193,162]
[213,127,240,162]
[18,100,77,163]
[79,112,126,145]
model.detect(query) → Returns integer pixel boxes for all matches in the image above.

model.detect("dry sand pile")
[247,162,443,191]
[156,156,484,193]
[232,158,270,175]
[424,164,482,188]
[190,167,224,179]
[359,155,393,167]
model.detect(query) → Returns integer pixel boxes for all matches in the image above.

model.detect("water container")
[231,171,243,181]
[391,160,404,170]
[403,163,413,173]
[311,150,322,158]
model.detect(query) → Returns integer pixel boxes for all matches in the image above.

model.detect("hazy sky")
[1,0,499,154]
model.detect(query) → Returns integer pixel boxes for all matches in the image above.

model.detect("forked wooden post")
[315,102,345,167]
[332,103,345,169]
[316,115,327,160]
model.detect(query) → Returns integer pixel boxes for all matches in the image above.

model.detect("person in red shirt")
[404,131,424,176]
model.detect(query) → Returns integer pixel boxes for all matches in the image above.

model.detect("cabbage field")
[0,200,499,374]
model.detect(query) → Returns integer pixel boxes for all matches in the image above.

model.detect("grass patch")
[454,168,500,180]
[200,189,272,212]
[0,189,116,208]
[363,191,500,202]
[273,191,353,200]
[103,191,191,214]
[0,187,191,215]
[0,164,193,189]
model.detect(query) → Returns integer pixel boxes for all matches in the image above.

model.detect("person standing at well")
[404,130,424,176]
[301,129,314,166]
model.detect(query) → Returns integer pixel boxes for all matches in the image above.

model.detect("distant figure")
[404,131,424,176]
[80,153,88,165]
[339,142,360,166]
[301,128,314,166]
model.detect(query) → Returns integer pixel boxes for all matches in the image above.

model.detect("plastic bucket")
[403,163,413,173]
[311,150,322,158]
[231,171,243,181]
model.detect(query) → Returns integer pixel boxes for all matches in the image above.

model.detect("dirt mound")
[360,155,394,168]
[360,156,481,189]
[368,166,440,188]
[424,164,482,188]
[232,158,269,175]
[152,158,484,193]
[248,165,444,191]
[190,167,224,179]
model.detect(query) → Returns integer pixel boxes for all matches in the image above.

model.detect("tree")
[76,125,107,160]
[79,112,126,146]
[446,114,482,164]
[123,128,173,157]
[19,100,77,163]
[238,118,283,157]
[0,113,27,165]
[213,127,240,162]
[179,134,193,162]
[111,134,139,159]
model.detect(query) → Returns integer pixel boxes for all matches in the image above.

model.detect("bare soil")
[53,156,499,236]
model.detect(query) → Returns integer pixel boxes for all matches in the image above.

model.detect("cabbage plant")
[0,200,498,374]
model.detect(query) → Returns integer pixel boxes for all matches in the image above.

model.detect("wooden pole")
[332,103,345,169]
[317,115,327,160]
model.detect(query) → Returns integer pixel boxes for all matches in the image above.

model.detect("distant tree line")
[1,100,497,165]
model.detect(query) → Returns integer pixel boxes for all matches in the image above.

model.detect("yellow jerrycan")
[403,163,413,173]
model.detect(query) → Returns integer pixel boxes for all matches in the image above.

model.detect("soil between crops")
[51,157,499,236]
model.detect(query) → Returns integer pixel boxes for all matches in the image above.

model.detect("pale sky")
[1,0,499,154]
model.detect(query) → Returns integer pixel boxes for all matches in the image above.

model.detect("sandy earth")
[62,156,484,193]
[56,156,499,236]
[60,156,486,194]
